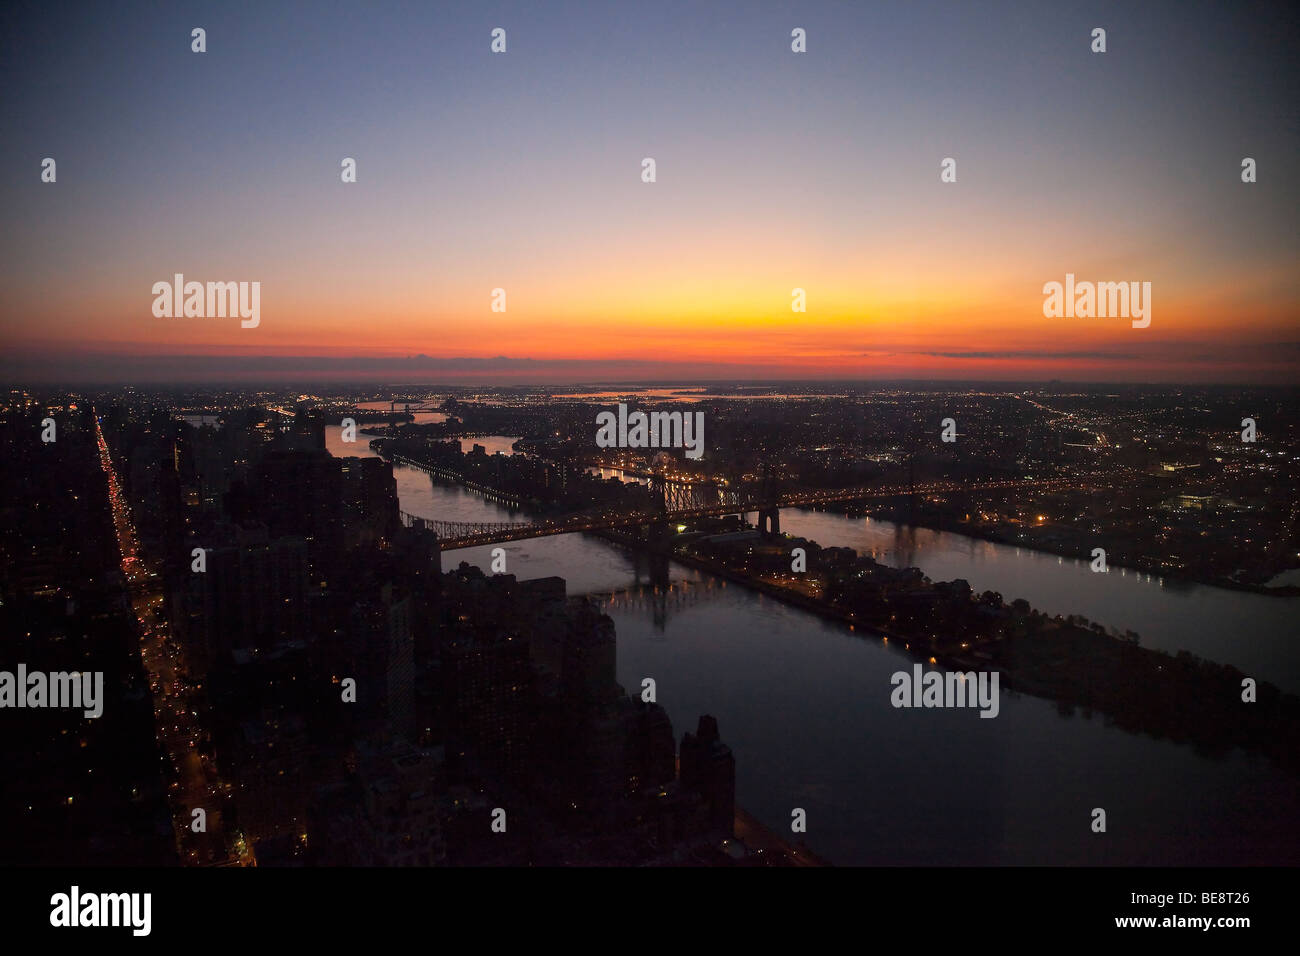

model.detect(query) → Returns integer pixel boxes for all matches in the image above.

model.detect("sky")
[2,0,1297,384]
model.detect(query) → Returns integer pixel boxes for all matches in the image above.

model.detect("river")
[327,427,1300,865]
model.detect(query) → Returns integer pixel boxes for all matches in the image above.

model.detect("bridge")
[399,474,1088,550]
[390,454,522,507]
[386,399,447,428]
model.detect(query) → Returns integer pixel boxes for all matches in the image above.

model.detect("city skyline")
[6,380,1298,871]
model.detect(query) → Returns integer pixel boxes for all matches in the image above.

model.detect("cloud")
[914,350,1141,361]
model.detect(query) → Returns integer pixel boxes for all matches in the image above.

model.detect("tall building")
[340,455,399,547]
[441,626,534,779]
[680,715,735,837]
[255,449,344,585]
[350,584,416,743]
[627,700,676,794]
[354,742,447,866]
[230,710,313,845]
[183,532,310,669]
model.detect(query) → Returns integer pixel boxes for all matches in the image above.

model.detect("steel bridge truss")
[400,474,1084,550]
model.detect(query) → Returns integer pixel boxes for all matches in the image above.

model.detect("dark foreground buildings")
[0,401,175,865]
[6,401,745,865]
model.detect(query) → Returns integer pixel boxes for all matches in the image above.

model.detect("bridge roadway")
[400,475,1089,550]
[390,453,522,507]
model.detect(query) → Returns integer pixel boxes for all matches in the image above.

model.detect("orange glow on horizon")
[6,252,1296,382]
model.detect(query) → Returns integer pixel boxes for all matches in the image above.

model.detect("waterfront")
[327,427,1300,865]
[779,509,1300,695]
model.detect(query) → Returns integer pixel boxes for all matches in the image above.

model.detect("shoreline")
[372,440,1298,598]
[588,529,1300,777]
[732,806,830,867]
[792,503,1300,598]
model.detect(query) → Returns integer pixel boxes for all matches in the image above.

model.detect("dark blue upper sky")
[2,0,1296,383]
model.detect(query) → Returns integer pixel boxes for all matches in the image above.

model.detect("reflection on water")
[606,576,1300,866]
[325,427,1300,865]
[781,508,1300,694]
[587,466,649,486]
[327,424,693,595]
[354,400,447,425]
[1266,568,1300,588]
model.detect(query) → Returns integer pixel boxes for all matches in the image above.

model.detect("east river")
[329,426,1300,865]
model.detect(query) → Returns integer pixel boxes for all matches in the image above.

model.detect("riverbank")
[591,528,1300,776]
[807,501,1300,597]
[592,527,903,635]
[353,446,1300,865]
[732,806,830,866]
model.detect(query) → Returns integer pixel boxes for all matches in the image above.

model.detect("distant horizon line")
[4,346,1297,389]
[7,377,1297,392]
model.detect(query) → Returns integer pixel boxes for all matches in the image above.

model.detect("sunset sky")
[2,0,1297,384]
